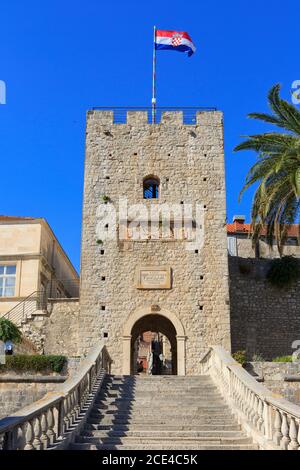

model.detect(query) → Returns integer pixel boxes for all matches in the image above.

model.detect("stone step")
[91,405,229,414]
[94,398,226,406]
[86,423,241,431]
[104,383,217,390]
[101,389,221,398]
[75,435,254,445]
[81,430,245,439]
[105,374,212,383]
[87,417,238,426]
[89,409,234,419]
[70,442,258,450]
[70,374,257,451]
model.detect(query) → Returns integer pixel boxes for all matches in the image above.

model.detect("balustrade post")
[40,412,50,449]
[273,409,283,446]
[24,421,34,450]
[263,402,272,440]
[46,407,56,445]
[63,398,70,434]
[32,416,42,450]
[257,399,264,431]
[288,417,299,450]
[280,413,291,450]
[57,400,65,439]
[15,424,25,450]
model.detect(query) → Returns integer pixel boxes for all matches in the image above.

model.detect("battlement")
[87,107,221,126]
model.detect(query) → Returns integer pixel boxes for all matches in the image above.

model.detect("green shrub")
[0,318,22,343]
[101,195,111,203]
[232,350,247,366]
[0,355,67,373]
[252,353,265,362]
[272,356,293,363]
[266,256,300,289]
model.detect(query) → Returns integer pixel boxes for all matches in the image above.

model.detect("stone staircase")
[70,374,258,450]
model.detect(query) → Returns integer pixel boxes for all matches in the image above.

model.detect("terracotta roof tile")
[227,223,299,237]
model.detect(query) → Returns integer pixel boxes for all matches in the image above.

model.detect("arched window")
[143,176,160,199]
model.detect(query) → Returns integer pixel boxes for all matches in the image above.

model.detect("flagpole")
[152,25,157,124]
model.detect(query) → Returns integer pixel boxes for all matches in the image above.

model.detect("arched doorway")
[131,314,178,375]
[122,305,186,376]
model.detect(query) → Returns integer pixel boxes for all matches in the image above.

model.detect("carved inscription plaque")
[136,266,171,289]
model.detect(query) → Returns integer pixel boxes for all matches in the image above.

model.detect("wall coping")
[0,375,67,383]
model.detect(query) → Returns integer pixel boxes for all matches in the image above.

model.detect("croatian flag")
[155,30,196,57]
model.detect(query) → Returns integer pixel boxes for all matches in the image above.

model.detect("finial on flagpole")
[152,26,157,124]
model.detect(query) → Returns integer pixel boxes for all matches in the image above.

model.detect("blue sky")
[0,0,298,271]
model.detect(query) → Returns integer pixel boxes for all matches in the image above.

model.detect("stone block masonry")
[80,110,231,375]
[229,257,300,360]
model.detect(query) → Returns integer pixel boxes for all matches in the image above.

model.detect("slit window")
[143,177,159,199]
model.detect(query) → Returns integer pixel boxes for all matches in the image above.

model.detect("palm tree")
[235,84,300,256]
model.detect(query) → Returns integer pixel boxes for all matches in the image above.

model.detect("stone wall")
[16,299,80,356]
[247,362,300,405]
[43,299,80,356]
[229,257,300,360]
[80,110,231,375]
[0,379,64,419]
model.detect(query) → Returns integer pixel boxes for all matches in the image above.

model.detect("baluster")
[273,409,283,446]
[298,420,300,450]
[257,399,264,431]
[71,390,77,421]
[40,412,49,449]
[280,413,291,450]
[249,393,256,424]
[263,402,270,439]
[24,421,34,450]
[63,398,69,433]
[288,417,299,450]
[32,416,42,450]
[0,433,5,450]
[74,388,80,420]
[253,396,259,426]
[15,424,25,450]
[46,407,56,445]
[66,394,73,428]
[245,387,251,417]
[245,389,251,419]
[69,394,75,426]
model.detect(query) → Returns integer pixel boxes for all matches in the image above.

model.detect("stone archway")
[123,305,186,375]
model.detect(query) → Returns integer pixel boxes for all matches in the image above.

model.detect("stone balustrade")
[200,346,300,450]
[0,342,111,450]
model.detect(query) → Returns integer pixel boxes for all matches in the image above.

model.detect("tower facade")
[80,109,230,375]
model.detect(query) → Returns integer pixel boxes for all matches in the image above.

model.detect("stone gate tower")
[80,109,230,375]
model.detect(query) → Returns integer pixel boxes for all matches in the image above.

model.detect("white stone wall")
[80,110,231,375]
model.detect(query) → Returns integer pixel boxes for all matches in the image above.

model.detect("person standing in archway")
[147,350,153,375]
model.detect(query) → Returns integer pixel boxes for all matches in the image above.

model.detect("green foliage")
[266,256,300,288]
[232,350,247,366]
[101,195,111,203]
[0,355,67,373]
[96,239,103,245]
[235,84,300,256]
[272,355,293,363]
[252,353,265,362]
[0,318,22,343]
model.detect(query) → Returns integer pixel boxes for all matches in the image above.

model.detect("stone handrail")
[0,342,112,450]
[200,346,300,450]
